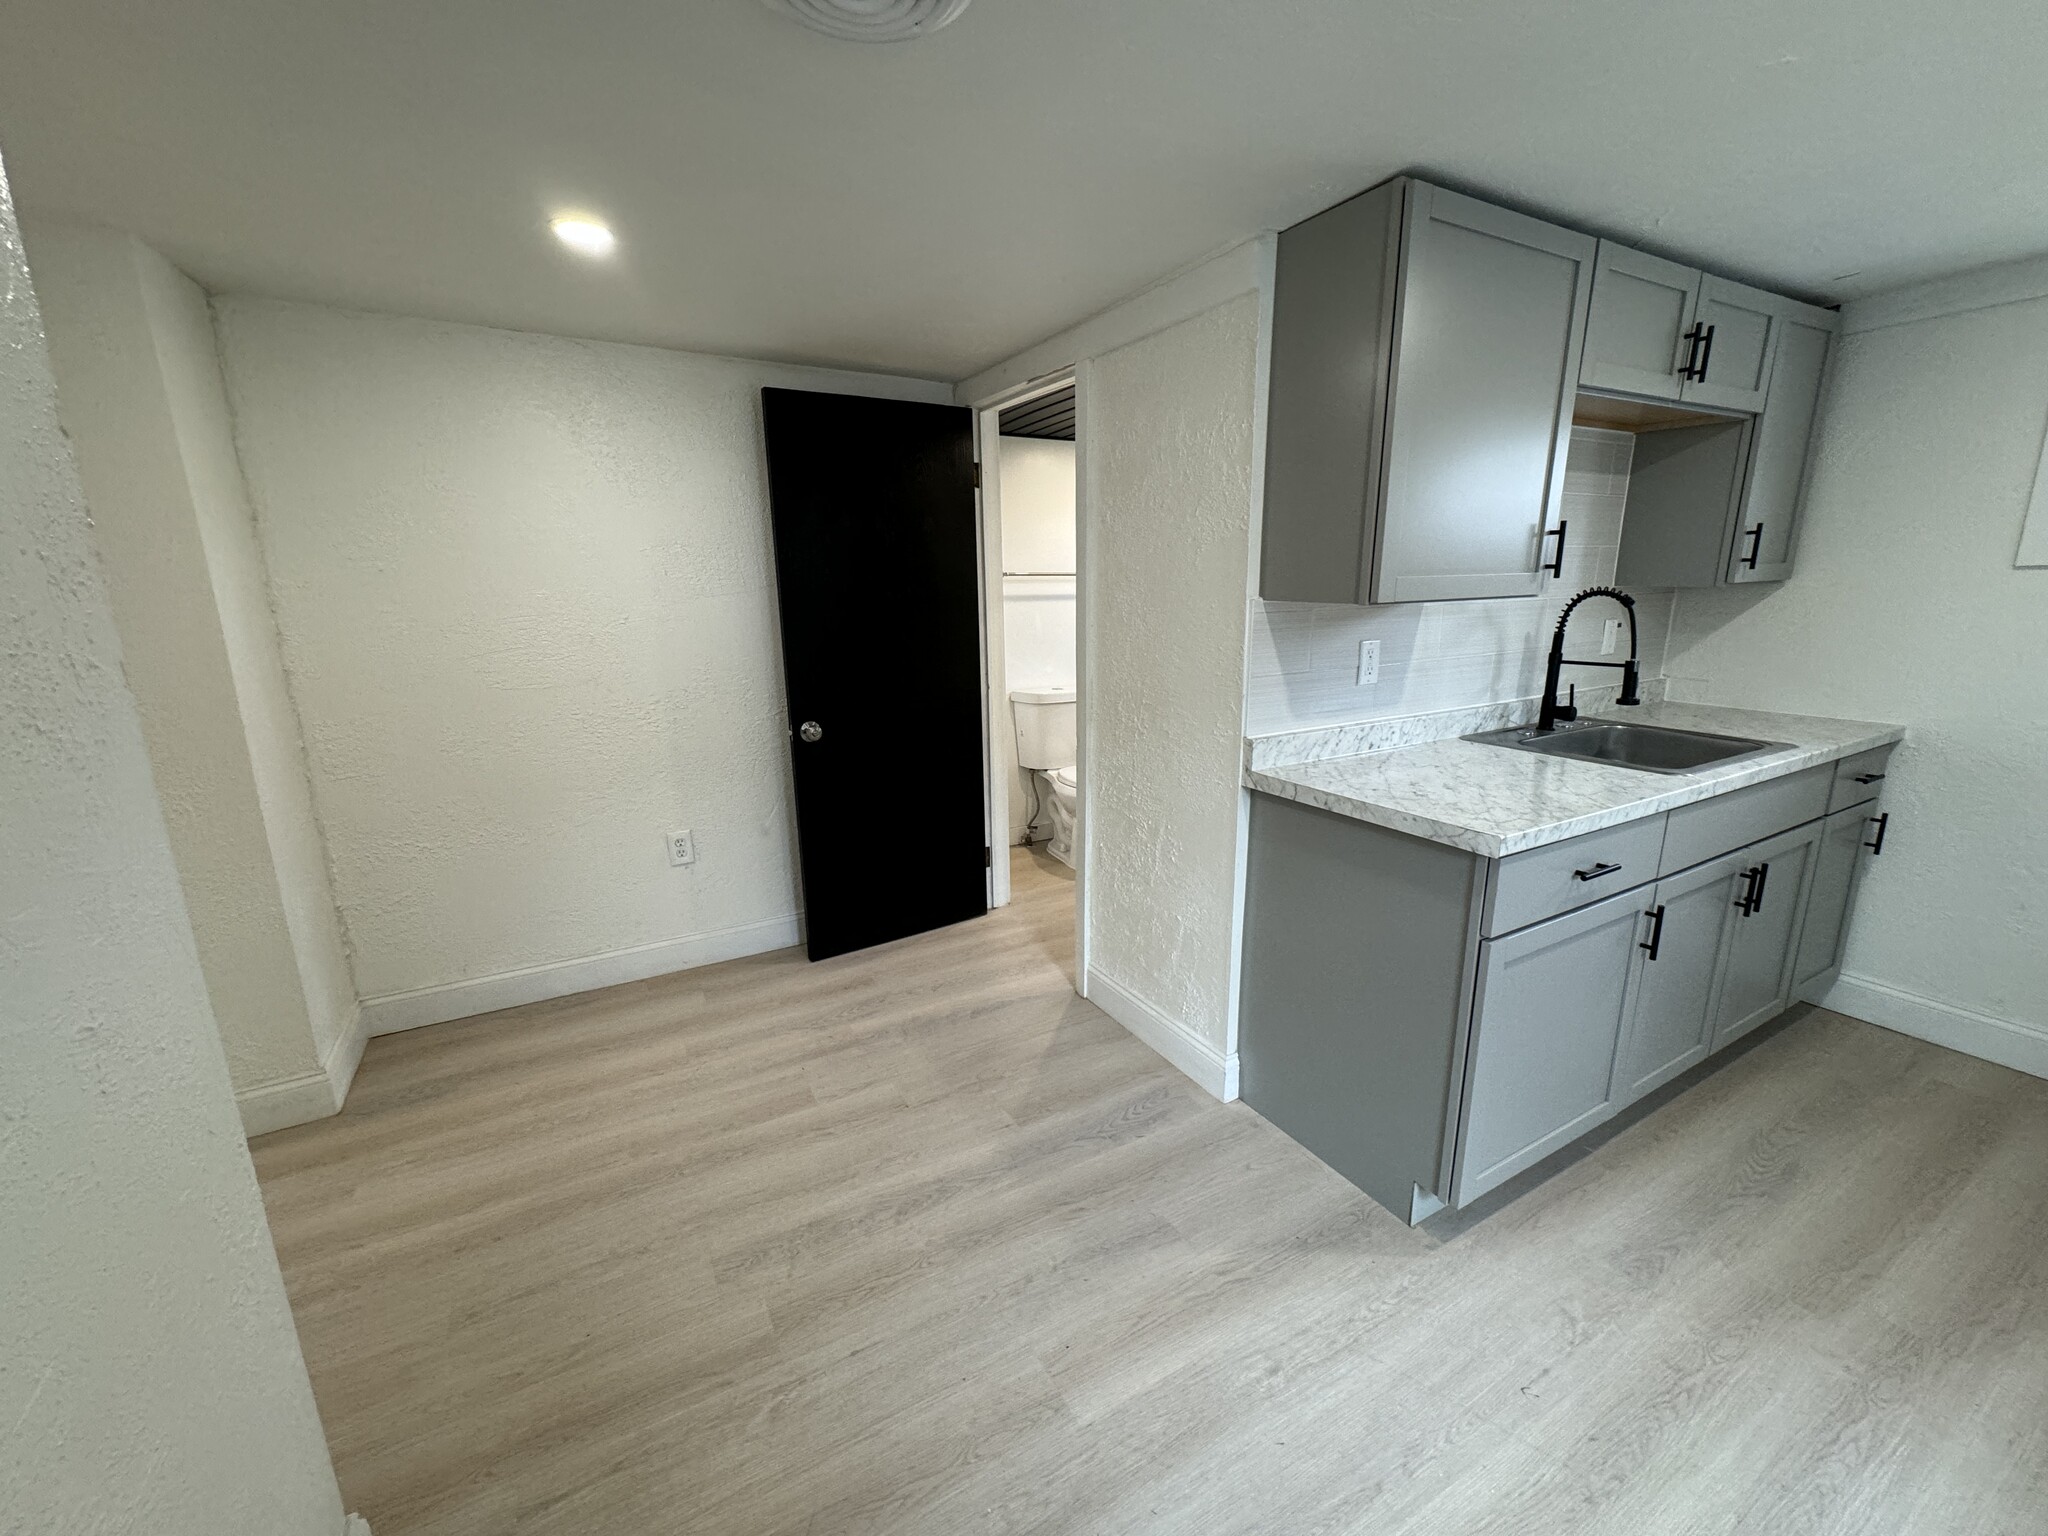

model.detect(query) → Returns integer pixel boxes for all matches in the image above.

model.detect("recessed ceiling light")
[760,0,972,43]
[549,217,616,258]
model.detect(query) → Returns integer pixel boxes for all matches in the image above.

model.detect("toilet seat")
[1050,764,1078,794]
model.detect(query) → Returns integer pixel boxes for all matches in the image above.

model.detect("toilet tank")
[1010,688,1076,769]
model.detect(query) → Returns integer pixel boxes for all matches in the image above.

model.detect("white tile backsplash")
[1246,428,1673,735]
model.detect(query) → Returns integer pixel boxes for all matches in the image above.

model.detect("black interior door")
[760,388,988,960]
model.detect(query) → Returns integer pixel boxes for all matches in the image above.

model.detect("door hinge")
[973,461,983,489]
[985,846,992,868]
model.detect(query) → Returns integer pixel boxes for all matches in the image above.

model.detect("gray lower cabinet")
[1260,176,1596,606]
[1451,890,1644,1206]
[1794,790,1888,1002]
[1711,820,1823,1050]
[1242,759,1885,1224]
[1615,851,1745,1102]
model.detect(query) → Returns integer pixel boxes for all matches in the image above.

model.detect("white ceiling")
[2,0,2043,380]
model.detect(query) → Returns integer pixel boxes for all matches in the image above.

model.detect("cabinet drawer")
[1485,816,1665,936]
[1826,746,1894,813]
[1660,766,1829,875]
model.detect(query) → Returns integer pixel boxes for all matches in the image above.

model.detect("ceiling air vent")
[760,0,972,43]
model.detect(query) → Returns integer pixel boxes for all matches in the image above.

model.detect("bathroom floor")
[252,847,2048,1535]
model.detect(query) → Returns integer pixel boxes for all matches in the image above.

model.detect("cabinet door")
[1372,184,1597,603]
[1579,242,1701,401]
[1616,853,1745,1103]
[1683,275,1779,413]
[1793,803,1878,1002]
[1452,888,1642,1206]
[1727,312,1834,585]
[1712,821,1823,1051]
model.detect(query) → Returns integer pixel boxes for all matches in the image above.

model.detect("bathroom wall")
[25,220,363,1133]
[1085,290,1261,1083]
[215,297,950,1030]
[1247,428,1676,736]
[1664,261,2048,1077]
[0,157,348,1536]
[998,434,1076,842]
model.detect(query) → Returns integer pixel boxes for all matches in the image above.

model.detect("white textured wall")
[1085,293,1260,1054]
[1664,288,2048,1060]
[215,298,949,1012]
[998,436,1076,842]
[142,251,359,1071]
[0,157,346,1536]
[26,222,357,1125]
[1247,429,1676,733]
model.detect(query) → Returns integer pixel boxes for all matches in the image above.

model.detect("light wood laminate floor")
[254,848,2048,1535]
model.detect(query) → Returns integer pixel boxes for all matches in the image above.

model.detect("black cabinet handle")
[1752,860,1770,914]
[1741,524,1764,570]
[1680,322,1708,381]
[1639,904,1666,961]
[1574,861,1623,882]
[1853,772,1887,785]
[1543,521,1567,578]
[1735,865,1763,916]
[1696,322,1716,380]
[1866,812,1889,855]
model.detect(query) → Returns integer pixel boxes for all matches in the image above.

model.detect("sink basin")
[1466,720,1783,775]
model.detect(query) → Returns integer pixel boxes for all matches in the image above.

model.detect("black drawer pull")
[1639,904,1666,962]
[1574,861,1623,882]
[1852,772,1887,785]
[1735,865,1763,916]
[1740,524,1765,570]
[1865,812,1889,856]
[1752,860,1770,915]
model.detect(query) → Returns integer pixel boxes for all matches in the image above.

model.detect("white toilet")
[1010,687,1077,867]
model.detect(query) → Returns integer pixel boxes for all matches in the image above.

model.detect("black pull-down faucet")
[1538,586,1641,732]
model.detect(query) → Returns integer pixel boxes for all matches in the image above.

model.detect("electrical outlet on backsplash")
[1246,428,1675,737]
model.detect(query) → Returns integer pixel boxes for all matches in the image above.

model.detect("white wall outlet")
[1356,638,1381,686]
[667,829,695,868]
[1601,619,1623,656]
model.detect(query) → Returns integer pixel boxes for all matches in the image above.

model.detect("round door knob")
[798,721,823,743]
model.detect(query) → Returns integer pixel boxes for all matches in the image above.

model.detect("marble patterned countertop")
[1245,700,1905,859]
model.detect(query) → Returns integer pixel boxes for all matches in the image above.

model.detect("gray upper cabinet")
[1579,243,1700,401]
[1260,177,1596,605]
[1616,297,1839,589]
[1579,248,1783,413]
[1685,276,1779,413]
[1726,302,1837,584]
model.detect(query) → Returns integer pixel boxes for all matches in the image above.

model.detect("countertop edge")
[1245,720,1906,860]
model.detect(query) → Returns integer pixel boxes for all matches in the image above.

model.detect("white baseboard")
[236,1066,341,1137]
[360,914,803,1037]
[1084,966,1239,1102]
[236,1000,369,1137]
[1825,972,2048,1081]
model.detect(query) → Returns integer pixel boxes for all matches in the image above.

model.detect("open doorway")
[977,376,1079,932]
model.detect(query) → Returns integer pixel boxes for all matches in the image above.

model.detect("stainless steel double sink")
[1466,720,1784,776]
